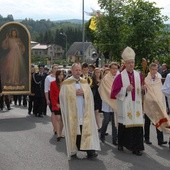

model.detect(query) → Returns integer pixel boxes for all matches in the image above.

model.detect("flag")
[89,16,96,31]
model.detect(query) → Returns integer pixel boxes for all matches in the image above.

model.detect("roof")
[31,41,38,44]
[67,42,92,56]
[32,44,51,50]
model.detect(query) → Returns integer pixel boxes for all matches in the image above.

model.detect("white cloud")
[0,0,100,20]
[0,0,169,21]
[148,0,170,16]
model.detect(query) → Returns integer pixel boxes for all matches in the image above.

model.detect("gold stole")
[62,78,92,151]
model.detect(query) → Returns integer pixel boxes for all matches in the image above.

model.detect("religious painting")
[0,22,31,94]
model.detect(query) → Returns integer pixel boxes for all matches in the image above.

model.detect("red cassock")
[111,71,144,101]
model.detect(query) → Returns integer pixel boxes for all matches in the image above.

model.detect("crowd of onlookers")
[1,59,169,115]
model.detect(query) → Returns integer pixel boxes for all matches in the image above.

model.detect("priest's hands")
[76,89,84,96]
[126,84,134,92]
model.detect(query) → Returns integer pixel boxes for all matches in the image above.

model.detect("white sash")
[116,69,143,127]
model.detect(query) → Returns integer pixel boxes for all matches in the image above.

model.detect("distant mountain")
[53,19,88,24]
[14,19,23,22]
[13,18,88,24]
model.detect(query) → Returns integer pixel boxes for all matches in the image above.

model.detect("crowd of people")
[1,46,170,160]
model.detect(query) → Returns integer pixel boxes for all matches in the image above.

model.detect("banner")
[89,16,96,31]
[0,22,31,94]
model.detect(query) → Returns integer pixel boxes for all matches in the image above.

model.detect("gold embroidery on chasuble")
[127,112,133,120]
[80,79,88,84]
[127,101,133,120]
[80,84,92,149]
[66,83,77,151]
[136,111,141,117]
[61,79,75,85]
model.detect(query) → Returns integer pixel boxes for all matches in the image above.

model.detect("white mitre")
[121,46,135,61]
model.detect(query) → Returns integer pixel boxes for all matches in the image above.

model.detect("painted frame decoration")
[0,22,31,94]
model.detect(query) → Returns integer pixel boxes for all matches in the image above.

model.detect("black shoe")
[145,140,152,145]
[28,112,31,115]
[112,141,118,146]
[132,151,142,156]
[100,137,105,143]
[98,128,101,132]
[71,154,78,159]
[105,133,109,136]
[57,137,62,142]
[38,114,43,118]
[87,152,98,159]
[118,146,123,151]
[158,141,167,146]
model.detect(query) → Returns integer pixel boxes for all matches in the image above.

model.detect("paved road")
[0,105,170,170]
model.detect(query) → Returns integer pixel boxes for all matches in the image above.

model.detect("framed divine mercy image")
[0,22,31,94]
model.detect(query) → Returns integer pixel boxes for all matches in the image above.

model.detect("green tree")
[0,14,14,26]
[31,55,48,65]
[95,0,128,61]
[124,0,169,65]
[94,0,170,66]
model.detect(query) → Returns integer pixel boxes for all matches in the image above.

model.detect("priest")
[59,63,100,160]
[144,63,170,146]
[111,46,145,156]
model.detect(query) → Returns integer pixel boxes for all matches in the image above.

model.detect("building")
[31,41,39,48]
[67,42,97,63]
[31,43,63,63]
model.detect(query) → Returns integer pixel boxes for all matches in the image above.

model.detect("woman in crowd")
[91,68,102,131]
[50,70,64,141]
[44,64,58,134]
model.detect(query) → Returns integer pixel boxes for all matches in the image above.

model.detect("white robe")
[116,70,143,127]
[144,72,170,132]
[162,73,170,109]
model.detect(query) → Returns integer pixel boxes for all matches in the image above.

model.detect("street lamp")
[60,32,67,61]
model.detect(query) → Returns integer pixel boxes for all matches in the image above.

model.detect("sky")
[0,0,100,21]
[0,0,170,21]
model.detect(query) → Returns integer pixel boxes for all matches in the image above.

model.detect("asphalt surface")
[0,104,170,170]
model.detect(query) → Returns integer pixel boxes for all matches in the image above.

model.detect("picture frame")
[0,22,31,94]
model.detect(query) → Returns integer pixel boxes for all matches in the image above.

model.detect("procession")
[1,0,170,169]
[1,46,170,160]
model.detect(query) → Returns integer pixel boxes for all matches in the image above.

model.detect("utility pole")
[82,0,85,61]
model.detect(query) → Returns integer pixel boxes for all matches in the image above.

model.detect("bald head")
[71,63,82,79]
